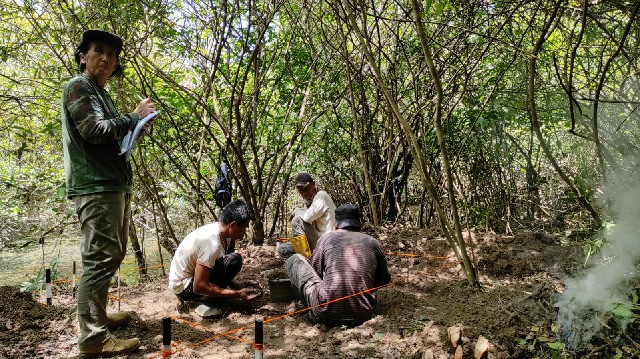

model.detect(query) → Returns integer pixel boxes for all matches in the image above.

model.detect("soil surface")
[0,226,636,358]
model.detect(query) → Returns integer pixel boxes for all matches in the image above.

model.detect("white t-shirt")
[168,223,226,294]
[294,190,336,237]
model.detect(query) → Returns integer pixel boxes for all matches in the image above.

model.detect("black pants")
[177,252,242,302]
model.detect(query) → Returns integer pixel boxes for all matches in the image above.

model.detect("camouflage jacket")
[61,74,140,197]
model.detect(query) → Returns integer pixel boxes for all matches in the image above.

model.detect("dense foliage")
[1,0,638,277]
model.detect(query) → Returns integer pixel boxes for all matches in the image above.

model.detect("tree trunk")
[410,0,479,286]
[527,0,602,228]
[340,0,479,287]
[337,21,380,227]
[128,220,147,276]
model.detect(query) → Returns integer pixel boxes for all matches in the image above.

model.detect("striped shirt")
[309,230,391,324]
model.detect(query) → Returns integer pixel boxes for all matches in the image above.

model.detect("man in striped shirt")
[285,204,391,326]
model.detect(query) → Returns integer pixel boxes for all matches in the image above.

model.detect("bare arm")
[192,263,253,301]
[300,191,331,223]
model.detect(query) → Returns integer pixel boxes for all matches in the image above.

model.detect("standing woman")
[61,29,156,357]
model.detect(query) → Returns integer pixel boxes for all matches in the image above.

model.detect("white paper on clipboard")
[119,111,160,160]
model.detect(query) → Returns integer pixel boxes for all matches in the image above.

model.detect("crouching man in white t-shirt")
[168,199,260,317]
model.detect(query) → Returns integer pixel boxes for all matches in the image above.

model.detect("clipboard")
[120,111,160,160]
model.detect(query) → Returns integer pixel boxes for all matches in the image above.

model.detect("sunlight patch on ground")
[342,338,369,351]
[282,322,321,347]
[421,321,444,345]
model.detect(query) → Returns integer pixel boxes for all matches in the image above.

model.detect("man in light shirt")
[168,199,260,317]
[278,173,336,258]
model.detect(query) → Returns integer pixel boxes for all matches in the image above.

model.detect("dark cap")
[335,204,362,229]
[294,173,314,188]
[81,29,123,53]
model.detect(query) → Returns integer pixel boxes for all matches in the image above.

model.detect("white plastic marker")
[45,268,52,305]
[72,261,76,289]
[117,267,121,312]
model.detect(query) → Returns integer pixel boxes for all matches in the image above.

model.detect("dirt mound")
[0,286,75,358]
[476,231,581,277]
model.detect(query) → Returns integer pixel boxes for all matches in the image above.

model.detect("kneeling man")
[168,199,259,317]
[285,204,391,326]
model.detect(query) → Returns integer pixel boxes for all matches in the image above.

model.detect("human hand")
[133,98,156,127]
[236,288,261,301]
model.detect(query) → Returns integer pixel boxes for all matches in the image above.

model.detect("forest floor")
[1,225,638,358]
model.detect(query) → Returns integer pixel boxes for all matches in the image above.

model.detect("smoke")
[556,169,640,349]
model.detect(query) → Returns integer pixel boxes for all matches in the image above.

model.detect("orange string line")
[51,276,76,285]
[159,341,183,357]
[143,280,400,358]
[167,315,253,345]
[133,264,166,271]
[49,264,167,286]
[72,251,456,357]
[168,277,418,356]
[160,342,173,357]
[107,292,256,359]
[263,281,393,324]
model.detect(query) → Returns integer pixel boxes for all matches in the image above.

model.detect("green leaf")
[425,0,433,13]
[517,338,527,345]
[467,34,480,44]
[611,305,633,318]
[56,186,66,200]
[19,282,33,292]
[435,1,445,16]
[547,342,565,350]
